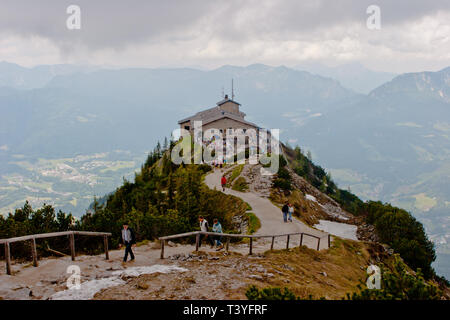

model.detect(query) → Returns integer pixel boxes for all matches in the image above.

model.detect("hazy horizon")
[1,57,448,76]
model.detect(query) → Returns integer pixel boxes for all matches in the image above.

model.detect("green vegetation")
[246,286,299,300]
[363,201,436,277]
[272,155,291,191]
[347,258,441,300]
[0,202,77,258]
[227,164,244,187]
[232,177,249,192]
[246,212,261,234]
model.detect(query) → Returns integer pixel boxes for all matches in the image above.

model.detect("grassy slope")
[252,238,396,299]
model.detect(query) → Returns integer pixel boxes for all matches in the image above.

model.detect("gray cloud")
[1,0,449,49]
[0,0,217,49]
[1,0,450,72]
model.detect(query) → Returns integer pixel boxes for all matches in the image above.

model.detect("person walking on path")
[198,216,214,248]
[119,222,136,262]
[221,175,227,192]
[212,218,224,250]
[288,203,294,222]
[282,202,289,223]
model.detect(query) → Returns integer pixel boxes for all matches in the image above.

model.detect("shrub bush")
[246,286,299,300]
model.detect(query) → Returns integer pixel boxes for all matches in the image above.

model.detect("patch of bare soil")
[94,251,269,300]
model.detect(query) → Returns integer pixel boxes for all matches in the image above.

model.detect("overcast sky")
[1,0,450,73]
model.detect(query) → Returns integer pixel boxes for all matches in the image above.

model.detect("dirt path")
[204,166,330,250]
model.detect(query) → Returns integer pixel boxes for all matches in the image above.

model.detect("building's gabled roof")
[202,113,259,129]
[178,96,250,126]
[216,97,241,106]
[178,105,218,124]
[178,107,258,128]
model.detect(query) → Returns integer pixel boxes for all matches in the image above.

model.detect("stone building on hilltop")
[178,95,260,137]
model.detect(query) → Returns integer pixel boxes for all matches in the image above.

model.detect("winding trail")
[204,166,330,250]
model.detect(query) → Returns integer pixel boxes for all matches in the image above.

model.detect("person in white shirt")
[288,203,294,222]
[198,216,214,248]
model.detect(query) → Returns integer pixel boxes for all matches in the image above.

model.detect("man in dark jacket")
[119,222,136,262]
[282,203,289,223]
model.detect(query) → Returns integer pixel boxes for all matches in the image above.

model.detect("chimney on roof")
[224,94,229,99]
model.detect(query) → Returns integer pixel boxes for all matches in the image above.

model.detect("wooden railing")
[159,231,331,259]
[0,231,112,275]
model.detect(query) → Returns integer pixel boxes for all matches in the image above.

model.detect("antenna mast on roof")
[231,78,235,100]
[222,86,225,98]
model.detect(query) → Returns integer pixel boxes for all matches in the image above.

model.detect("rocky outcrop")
[356,223,380,242]
[244,164,274,198]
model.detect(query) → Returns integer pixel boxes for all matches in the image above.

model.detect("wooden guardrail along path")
[159,231,331,259]
[0,231,112,275]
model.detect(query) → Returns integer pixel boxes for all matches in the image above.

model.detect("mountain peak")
[369,66,450,102]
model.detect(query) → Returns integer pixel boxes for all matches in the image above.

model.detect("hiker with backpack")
[198,216,214,248]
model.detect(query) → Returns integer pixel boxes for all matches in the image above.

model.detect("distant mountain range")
[0,61,99,90]
[0,62,448,278]
[0,63,360,157]
[293,62,397,94]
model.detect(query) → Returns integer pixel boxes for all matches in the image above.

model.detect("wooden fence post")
[286,235,290,250]
[249,237,253,255]
[160,240,165,259]
[317,238,321,251]
[226,237,230,252]
[195,234,200,252]
[271,236,275,250]
[31,237,38,267]
[328,234,331,248]
[104,235,109,260]
[5,241,11,275]
[300,233,303,247]
[69,232,75,261]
